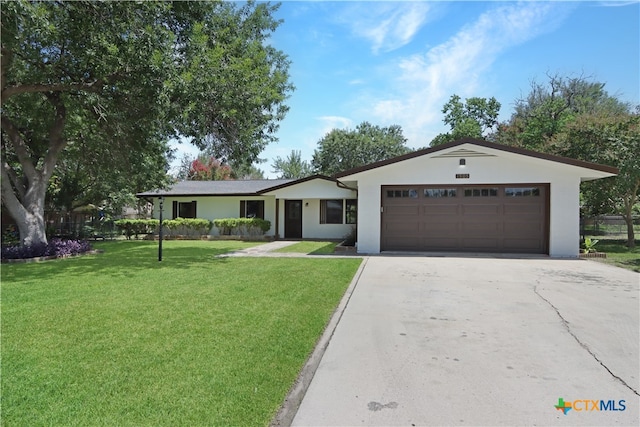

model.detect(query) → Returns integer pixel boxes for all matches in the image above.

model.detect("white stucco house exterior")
[138,176,358,241]
[138,138,617,257]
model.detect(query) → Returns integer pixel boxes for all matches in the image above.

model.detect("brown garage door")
[381,184,549,253]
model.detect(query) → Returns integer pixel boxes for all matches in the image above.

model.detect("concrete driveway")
[290,256,639,426]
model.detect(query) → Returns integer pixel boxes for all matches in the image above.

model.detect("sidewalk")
[217,240,359,258]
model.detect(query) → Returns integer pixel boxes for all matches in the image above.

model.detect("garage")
[381,184,549,253]
[334,139,617,257]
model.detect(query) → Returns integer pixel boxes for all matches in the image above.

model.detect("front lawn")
[1,240,362,426]
[586,239,640,272]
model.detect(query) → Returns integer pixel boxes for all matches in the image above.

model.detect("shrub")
[213,218,271,236]
[342,226,357,246]
[114,219,159,239]
[1,238,92,260]
[162,218,213,238]
[2,224,19,244]
[582,237,600,253]
[115,218,216,239]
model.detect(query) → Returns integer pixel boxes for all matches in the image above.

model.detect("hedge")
[114,219,159,239]
[213,218,271,236]
[114,218,213,239]
[115,218,268,238]
[162,218,213,237]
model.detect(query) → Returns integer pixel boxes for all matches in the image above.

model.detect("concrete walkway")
[288,256,639,426]
[218,240,359,258]
[219,240,299,256]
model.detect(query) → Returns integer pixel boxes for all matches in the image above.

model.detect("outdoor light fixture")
[158,196,164,262]
[459,158,466,166]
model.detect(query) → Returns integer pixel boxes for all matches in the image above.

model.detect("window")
[505,187,540,197]
[386,189,419,198]
[172,201,197,218]
[424,188,457,198]
[240,200,265,219]
[345,199,357,224]
[464,188,498,197]
[320,199,343,224]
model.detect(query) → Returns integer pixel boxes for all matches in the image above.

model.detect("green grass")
[1,240,362,426]
[586,239,640,272]
[274,240,338,255]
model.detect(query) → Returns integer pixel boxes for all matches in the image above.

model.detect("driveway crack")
[533,285,639,396]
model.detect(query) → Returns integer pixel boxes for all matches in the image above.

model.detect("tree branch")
[0,158,28,221]
[0,47,13,99]
[41,93,67,180]
[1,153,26,201]
[1,80,104,104]
[0,115,38,181]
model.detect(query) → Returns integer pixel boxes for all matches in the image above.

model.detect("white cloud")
[368,2,573,146]
[598,1,639,6]
[317,115,353,135]
[342,2,432,54]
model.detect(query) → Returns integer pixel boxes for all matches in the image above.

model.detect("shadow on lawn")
[308,242,338,255]
[1,241,239,281]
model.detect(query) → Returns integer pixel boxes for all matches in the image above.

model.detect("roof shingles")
[137,179,295,197]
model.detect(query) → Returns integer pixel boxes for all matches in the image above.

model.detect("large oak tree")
[552,113,639,247]
[495,74,629,151]
[312,122,411,176]
[1,1,293,246]
[272,150,312,179]
[430,95,501,146]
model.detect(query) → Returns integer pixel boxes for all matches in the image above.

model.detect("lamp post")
[158,196,164,261]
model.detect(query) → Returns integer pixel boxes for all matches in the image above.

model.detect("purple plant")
[1,238,92,260]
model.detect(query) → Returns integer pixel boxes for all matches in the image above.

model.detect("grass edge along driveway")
[1,240,362,426]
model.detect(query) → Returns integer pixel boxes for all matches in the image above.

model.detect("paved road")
[291,256,639,426]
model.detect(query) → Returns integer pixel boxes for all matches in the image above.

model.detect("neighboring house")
[138,138,617,257]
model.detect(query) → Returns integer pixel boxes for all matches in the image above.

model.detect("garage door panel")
[462,238,499,250]
[385,205,420,215]
[504,239,543,251]
[384,221,419,233]
[504,203,544,215]
[381,185,548,253]
[422,221,459,233]
[461,204,501,215]
[461,221,500,233]
[504,221,542,233]
[420,238,459,250]
[384,236,420,250]
[422,205,458,215]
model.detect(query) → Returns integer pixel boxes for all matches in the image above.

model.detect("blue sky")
[170,1,639,178]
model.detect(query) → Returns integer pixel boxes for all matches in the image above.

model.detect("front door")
[285,200,303,238]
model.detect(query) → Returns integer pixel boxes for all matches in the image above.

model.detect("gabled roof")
[137,179,295,197]
[256,174,339,194]
[333,138,619,178]
[136,175,342,198]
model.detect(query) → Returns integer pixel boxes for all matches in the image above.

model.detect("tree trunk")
[16,208,48,246]
[1,174,49,246]
[622,181,639,249]
[1,95,67,247]
[624,214,635,249]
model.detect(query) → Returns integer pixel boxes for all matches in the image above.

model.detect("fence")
[46,219,120,240]
[581,215,640,240]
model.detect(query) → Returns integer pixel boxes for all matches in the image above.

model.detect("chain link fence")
[581,215,640,240]
[46,219,120,240]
